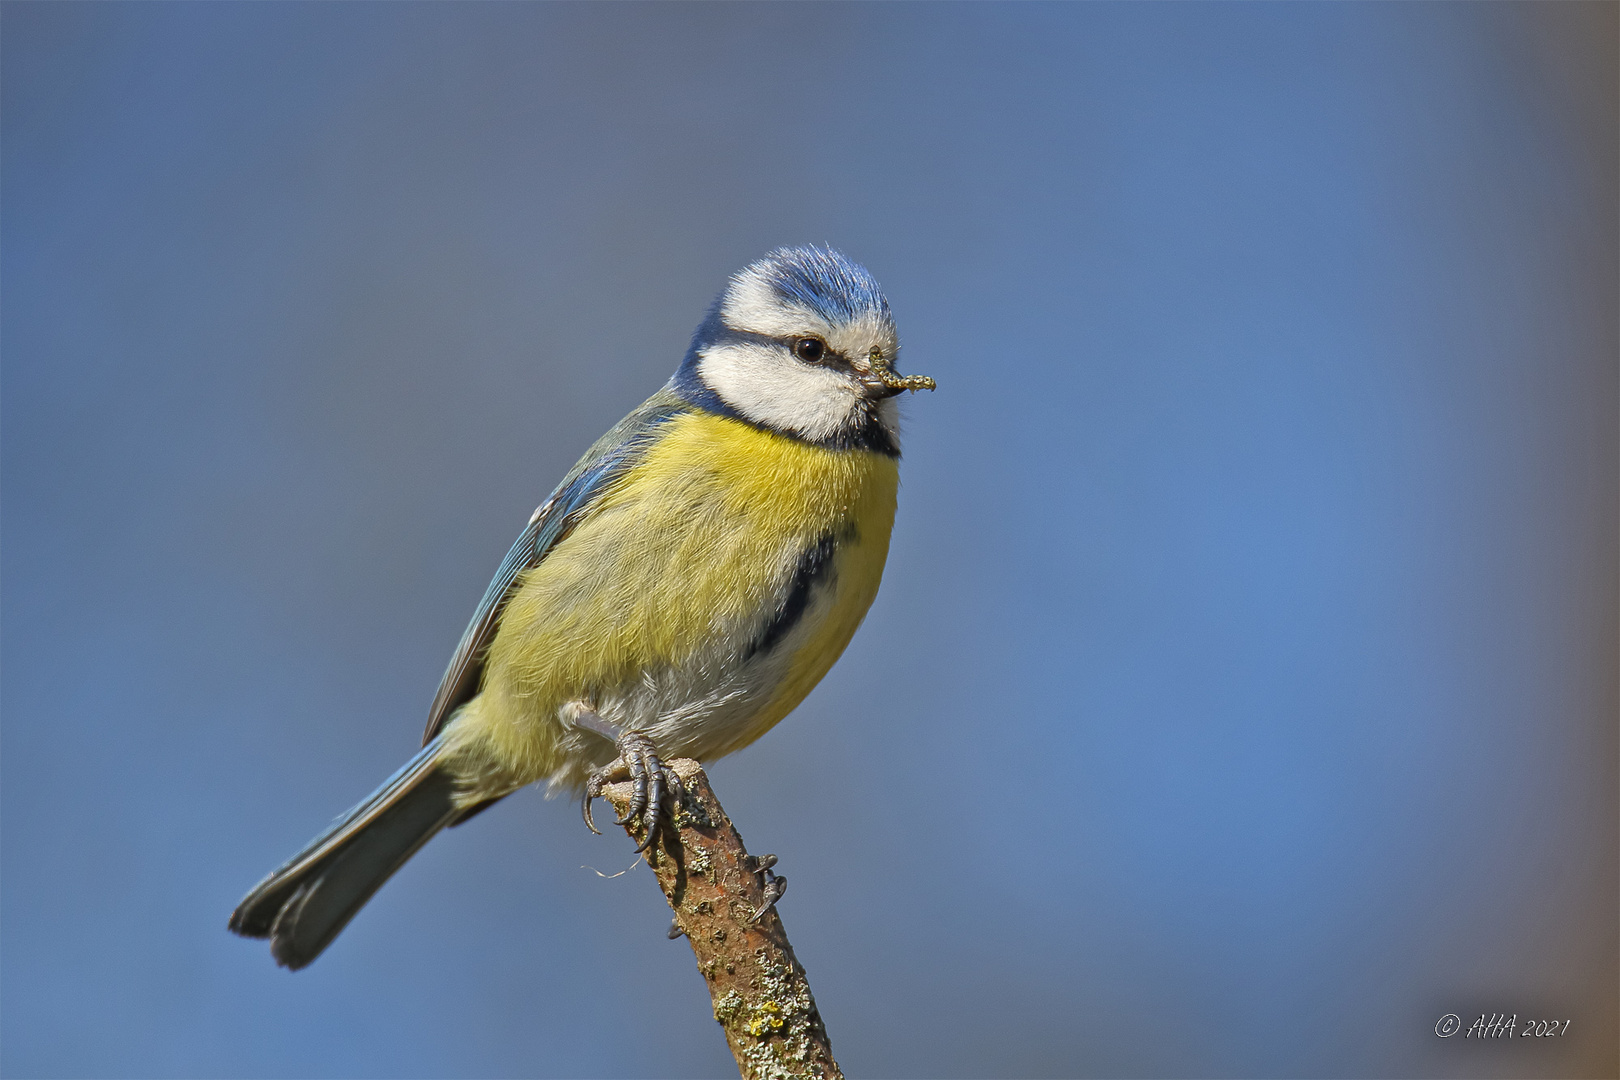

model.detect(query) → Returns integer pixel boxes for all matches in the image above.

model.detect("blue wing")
[421,387,690,746]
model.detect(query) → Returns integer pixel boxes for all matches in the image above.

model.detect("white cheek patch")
[697,342,858,443]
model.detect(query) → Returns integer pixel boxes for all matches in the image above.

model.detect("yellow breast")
[454,409,898,787]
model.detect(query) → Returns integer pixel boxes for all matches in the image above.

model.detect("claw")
[582,729,680,854]
[637,759,664,853]
[621,750,640,825]
[619,744,647,827]
[582,779,603,835]
[748,871,787,924]
[744,852,787,923]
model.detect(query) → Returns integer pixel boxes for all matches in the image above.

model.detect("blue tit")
[229,247,934,969]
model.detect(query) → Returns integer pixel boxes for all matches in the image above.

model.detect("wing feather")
[421,387,690,745]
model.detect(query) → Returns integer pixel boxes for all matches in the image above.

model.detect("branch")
[601,758,844,1080]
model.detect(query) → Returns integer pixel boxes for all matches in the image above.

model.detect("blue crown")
[749,246,891,326]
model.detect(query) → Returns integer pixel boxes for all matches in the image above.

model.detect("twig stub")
[601,758,843,1080]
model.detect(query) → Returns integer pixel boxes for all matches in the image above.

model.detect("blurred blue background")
[3,4,1615,1077]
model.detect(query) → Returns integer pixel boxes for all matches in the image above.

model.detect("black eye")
[792,337,826,363]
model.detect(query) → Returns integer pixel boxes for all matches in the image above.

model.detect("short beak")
[864,380,908,400]
[859,349,936,399]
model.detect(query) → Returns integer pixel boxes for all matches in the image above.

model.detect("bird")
[228,246,934,969]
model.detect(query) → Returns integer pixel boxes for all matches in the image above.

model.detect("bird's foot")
[745,853,787,923]
[582,731,682,852]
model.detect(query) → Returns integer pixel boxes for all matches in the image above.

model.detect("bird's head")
[674,247,933,454]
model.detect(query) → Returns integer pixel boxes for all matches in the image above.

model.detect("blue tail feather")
[228,739,459,969]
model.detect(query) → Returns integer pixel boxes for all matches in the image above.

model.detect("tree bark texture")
[601,758,844,1080]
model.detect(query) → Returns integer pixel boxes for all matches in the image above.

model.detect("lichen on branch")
[601,758,843,1080]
